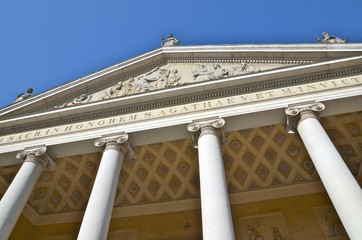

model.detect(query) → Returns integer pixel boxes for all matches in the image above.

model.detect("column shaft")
[77,149,123,240]
[188,118,235,240]
[0,162,42,240]
[78,133,131,240]
[0,145,55,240]
[298,117,362,239]
[198,133,235,240]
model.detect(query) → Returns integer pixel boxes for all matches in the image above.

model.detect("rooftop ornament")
[161,33,180,47]
[317,32,348,43]
[14,87,34,103]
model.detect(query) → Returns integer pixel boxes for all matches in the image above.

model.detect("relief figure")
[167,69,182,87]
[192,64,213,81]
[247,224,264,240]
[192,64,229,81]
[123,78,137,95]
[137,66,170,91]
[230,62,260,76]
[109,81,124,97]
[212,64,229,78]
[273,227,284,240]
[55,94,92,108]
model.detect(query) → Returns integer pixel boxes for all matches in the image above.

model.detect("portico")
[0,42,361,239]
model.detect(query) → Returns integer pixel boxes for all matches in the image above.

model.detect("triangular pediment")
[51,60,302,109]
[0,43,362,131]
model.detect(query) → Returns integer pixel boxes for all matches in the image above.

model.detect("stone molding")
[16,145,56,170]
[1,67,360,136]
[166,58,315,64]
[285,101,325,134]
[94,132,134,159]
[187,117,226,148]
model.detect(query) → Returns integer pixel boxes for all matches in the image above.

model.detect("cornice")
[165,58,315,64]
[160,43,362,52]
[0,66,360,136]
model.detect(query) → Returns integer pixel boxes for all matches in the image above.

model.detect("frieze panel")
[54,62,275,108]
[32,58,317,112]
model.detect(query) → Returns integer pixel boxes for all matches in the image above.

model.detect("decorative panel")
[239,212,290,240]
[313,206,348,238]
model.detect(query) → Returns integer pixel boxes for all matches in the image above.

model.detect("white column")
[0,146,56,240]
[77,133,132,240]
[286,102,362,240]
[188,118,235,240]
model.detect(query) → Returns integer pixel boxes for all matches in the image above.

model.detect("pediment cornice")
[2,43,362,117]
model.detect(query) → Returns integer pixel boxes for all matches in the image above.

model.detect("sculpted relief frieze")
[54,62,262,108]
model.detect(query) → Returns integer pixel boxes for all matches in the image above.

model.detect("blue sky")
[0,0,361,107]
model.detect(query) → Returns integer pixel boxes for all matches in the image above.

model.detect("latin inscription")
[0,76,361,144]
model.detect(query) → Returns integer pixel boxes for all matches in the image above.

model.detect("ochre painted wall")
[10,192,349,240]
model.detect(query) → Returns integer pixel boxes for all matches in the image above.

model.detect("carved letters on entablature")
[54,61,293,108]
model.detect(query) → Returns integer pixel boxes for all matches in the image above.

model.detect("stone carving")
[285,101,325,134]
[192,63,260,82]
[192,64,229,81]
[122,78,137,95]
[101,78,137,100]
[324,214,347,237]
[55,94,92,108]
[314,206,347,238]
[317,32,348,43]
[192,64,211,81]
[187,117,226,148]
[51,61,266,107]
[98,67,182,101]
[213,64,229,78]
[240,213,290,240]
[136,65,183,91]
[94,132,134,159]
[273,227,284,240]
[167,69,182,87]
[16,145,57,170]
[161,33,180,47]
[14,87,34,103]
[230,62,260,76]
[247,225,264,240]
[108,81,124,97]
[137,66,170,91]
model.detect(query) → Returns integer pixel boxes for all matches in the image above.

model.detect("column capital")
[187,117,226,148]
[285,101,325,134]
[94,132,134,159]
[16,145,56,170]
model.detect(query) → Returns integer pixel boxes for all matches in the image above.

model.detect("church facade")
[0,35,361,239]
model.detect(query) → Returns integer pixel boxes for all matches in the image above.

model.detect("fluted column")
[286,102,362,240]
[187,117,235,240]
[77,132,133,240]
[0,145,56,240]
